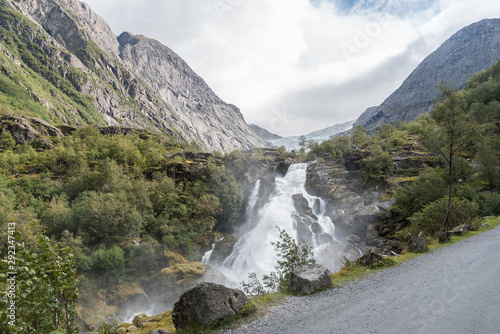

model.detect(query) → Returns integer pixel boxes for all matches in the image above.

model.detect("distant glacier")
[269,120,355,151]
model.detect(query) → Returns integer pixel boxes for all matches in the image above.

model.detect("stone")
[132,313,147,328]
[149,330,171,334]
[438,231,451,243]
[0,114,63,148]
[357,250,383,266]
[409,236,426,253]
[450,224,468,236]
[288,264,332,295]
[292,193,317,219]
[172,282,249,330]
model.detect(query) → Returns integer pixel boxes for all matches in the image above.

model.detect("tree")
[476,139,499,189]
[0,234,79,333]
[298,135,307,150]
[352,125,368,147]
[241,226,315,294]
[0,132,16,151]
[423,83,478,230]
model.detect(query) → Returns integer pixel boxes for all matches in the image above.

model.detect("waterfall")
[202,242,216,265]
[217,163,337,285]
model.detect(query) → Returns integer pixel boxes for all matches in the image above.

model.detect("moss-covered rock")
[159,262,207,285]
[109,283,149,309]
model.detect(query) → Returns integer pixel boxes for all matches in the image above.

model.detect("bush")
[90,246,126,273]
[405,197,478,237]
[393,169,448,218]
[0,235,79,333]
[76,253,93,272]
[128,240,160,272]
[478,192,500,216]
[361,145,394,183]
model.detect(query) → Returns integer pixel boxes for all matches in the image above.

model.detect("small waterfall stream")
[213,163,338,284]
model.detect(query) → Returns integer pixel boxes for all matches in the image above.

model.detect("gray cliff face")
[7,0,265,151]
[249,124,282,142]
[118,32,266,152]
[355,19,500,132]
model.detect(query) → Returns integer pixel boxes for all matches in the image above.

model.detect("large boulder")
[172,282,249,330]
[356,250,383,266]
[409,236,426,253]
[288,264,332,295]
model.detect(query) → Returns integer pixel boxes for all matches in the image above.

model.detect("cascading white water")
[217,163,337,285]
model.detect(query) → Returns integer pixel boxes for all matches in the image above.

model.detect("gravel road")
[226,224,500,334]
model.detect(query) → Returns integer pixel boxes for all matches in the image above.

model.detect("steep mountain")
[355,18,500,132]
[269,120,355,151]
[0,0,265,151]
[249,123,282,143]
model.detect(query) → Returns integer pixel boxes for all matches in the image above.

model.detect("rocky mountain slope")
[0,0,265,151]
[355,18,500,132]
[249,123,282,144]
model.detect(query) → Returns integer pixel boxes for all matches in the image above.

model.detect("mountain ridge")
[354,18,500,132]
[0,0,265,151]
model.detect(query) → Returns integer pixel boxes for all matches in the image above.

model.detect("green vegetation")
[0,234,79,333]
[241,226,315,294]
[0,1,106,125]
[0,4,499,329]
[422,83,479,230]
[0,126,249,330]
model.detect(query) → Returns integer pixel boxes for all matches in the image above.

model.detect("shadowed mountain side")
[355,18,500,132]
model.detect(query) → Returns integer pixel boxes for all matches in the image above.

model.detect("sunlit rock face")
[8,0,266,152]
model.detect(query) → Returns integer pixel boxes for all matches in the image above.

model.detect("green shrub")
[76,253,93,272]
[90,246,126,273]
[0,234,79,333]
[128,240,160,272]
[406,197,478,237]
[361,145,394,183]
[478,192,500,216]
[393,169,448,218]
[0,131,16,151]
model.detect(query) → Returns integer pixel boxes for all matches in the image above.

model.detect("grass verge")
[332,216,500,286]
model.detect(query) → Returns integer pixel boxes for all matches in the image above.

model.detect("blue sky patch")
[310,0,437,17]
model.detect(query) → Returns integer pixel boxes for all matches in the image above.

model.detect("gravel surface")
[224,224,500,334]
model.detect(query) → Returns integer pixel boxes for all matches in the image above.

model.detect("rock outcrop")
[408,236,426,253]
[172,282,249,330]
[0,114,63,148]
[288,264,332,295]
[356,250,383,267]
[355,19,500,132]
[249,124,282,144]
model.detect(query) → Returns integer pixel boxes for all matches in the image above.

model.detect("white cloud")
[83,0,500,136]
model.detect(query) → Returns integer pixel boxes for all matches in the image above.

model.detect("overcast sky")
[83,0,500,136]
